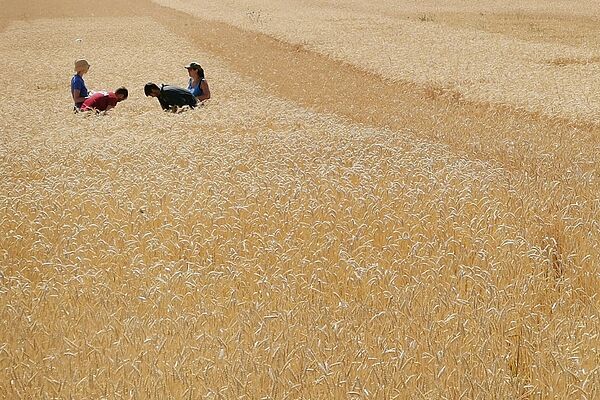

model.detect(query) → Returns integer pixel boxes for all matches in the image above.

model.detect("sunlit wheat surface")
[1,0,599,399]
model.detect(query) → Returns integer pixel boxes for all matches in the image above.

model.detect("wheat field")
[0,0,599,399]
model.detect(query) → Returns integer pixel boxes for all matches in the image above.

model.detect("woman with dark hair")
[185,62,211,102]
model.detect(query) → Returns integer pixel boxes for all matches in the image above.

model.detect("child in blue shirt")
[71,59,90,110]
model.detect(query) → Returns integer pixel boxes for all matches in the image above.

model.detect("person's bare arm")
[72,89,86,104]
[197,80,211,102]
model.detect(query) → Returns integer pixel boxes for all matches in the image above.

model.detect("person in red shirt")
[81,87,128,112]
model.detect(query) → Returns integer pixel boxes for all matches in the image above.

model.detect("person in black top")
[144,82,198,111]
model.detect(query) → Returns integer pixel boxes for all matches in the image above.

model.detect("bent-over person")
[144,82,197,111]
[81,87,128,112]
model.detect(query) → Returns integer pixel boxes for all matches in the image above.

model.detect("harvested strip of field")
[0,0,599,399]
